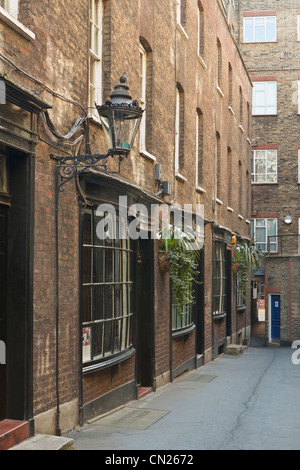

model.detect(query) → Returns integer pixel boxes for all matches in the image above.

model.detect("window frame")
[252,149,278,184]
[0,0,18,19]
[89,0,103,117]
[252,81,277,116]
[81,207,135,370]
[139,43,147,153]
[251,218,278,253]
[243,15,277,43]
[213,242,227,317]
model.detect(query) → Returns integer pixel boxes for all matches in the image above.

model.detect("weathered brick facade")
[237,0,300,345]
[0,0,252,434]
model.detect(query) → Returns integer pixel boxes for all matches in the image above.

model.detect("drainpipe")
[55,166,61,437]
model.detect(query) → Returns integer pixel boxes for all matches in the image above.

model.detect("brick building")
[0,0,252,437]
[237,0,300,346]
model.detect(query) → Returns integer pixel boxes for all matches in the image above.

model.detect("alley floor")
[67,347,300,451]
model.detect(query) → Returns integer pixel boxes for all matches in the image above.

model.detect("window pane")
[244,18,253,42]
[93,248,103,283]
[266,82,276,106]
[83,247,92,283]
[267,219,277,236]
[256,227,266,243]
[255,22,265,42]
[256,219,266,227]
[93,285,104,320]
[82,327,91,363]
[82,286,92,323]
[266,17,276,41]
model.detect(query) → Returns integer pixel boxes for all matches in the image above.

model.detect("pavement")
[66,346,300,451]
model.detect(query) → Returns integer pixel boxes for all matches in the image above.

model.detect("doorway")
[270,294,281,342]
[0,205,8,420]
[135,238,154,390]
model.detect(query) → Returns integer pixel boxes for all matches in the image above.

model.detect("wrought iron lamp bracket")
[53,150,119,192]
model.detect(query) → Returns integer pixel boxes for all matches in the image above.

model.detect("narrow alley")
[67,346,300,451]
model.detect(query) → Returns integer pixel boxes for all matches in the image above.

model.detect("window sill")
[237,305,246,313]
[176,23,189,40]
[196,185,206,194]
[88,113,102,126]
[82,347,136,375]
[238,214,244,220]
[175,172,187,182]
[140,149,157,162]
[198,55,207,69]
[215,198,223,206]
[216,86,224,98]
[172,323,195,339]
[228,106,235,115]
[247,138,252,145]
[213,312,226,321]
[227,206,234,212]
[252,114,277,117]
[251,182,278,185]
[239,125,245,133]
[243,41,277,45]
[0,7,36,41]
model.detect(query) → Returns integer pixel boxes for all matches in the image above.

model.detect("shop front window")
[81,207,135,365]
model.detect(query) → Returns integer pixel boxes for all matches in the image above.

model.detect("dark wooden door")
[136,238,154,388]
[0,205,7,420]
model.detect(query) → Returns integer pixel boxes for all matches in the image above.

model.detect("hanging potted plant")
[232,251,241,273]
[234,240,264,300]
[158,224,203,316]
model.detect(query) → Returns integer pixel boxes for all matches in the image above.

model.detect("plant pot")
[232,262,240,273]
[158,252,171,273]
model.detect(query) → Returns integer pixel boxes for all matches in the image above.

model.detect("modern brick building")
[0,0,252,436]
[237,0,300,346]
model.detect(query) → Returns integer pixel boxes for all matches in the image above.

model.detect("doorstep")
[9,434,74,451]
[138,387,153,399]
[0,420,29,450]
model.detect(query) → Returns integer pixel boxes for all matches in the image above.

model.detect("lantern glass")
[98,105,143,156]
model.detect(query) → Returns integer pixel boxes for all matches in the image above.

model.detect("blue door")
[271,295,280,340]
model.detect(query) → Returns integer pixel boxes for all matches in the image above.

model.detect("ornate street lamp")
[56,73,144,189]
[96,73,144,157]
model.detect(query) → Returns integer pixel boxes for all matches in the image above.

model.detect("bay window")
[82,207,135,367]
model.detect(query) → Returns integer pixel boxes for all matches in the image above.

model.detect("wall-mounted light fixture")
[56,73,144,190]
[284,214,293,225]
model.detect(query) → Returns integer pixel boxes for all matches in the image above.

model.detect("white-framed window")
[176,0,182,25]
[139,44,147,153]
[252,149,277,183]
[252,81,277,115]
[298,218,300,255]
[175,88,180,174]
[197,2,204,58]
[244,15,276,43]
[89,0,103,114]
[196,108,203,186]
[0,0,18,19]
[251,218,278,253]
